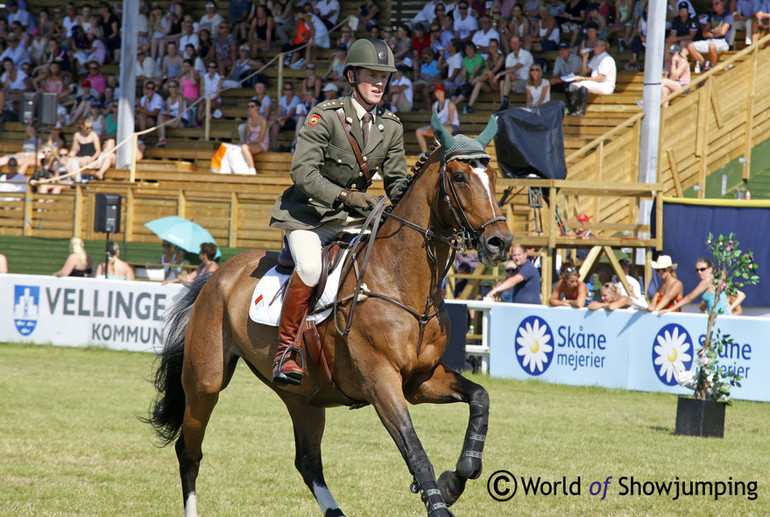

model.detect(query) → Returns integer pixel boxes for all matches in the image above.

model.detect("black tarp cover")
[494,100,567,180]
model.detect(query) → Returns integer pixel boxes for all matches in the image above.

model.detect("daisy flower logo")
[652,323,693,386]
[515,316,554,376]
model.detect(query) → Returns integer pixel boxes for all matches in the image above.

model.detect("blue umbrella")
[144,216,222,259]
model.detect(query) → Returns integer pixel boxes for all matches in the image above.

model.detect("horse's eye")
[452,172,467,183]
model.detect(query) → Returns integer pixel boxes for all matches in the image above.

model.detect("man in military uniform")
[267,38,409,386]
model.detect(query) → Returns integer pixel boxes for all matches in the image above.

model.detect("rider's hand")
[338,189,378,210]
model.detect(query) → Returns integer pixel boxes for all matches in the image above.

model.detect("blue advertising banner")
[489,305,769,402]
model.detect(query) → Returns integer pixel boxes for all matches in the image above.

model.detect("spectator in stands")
[322,82,339,100]
[212,22,237,78]
[97,2,121,63]
[440,38,464,90]
[223,44,255,88]
[178,58,199,122]
[389,64,414,113]
[33,145,67,194]
[416,84,459,155]
[199,2,224,36]
[484,245,541,304]
[615,257,648,308]
[155,80,183,148]
[76,4,98,35]
[489,5,510,44]
[558,0,588,39]
[253,80,272,119]
[268,81,300,151]
[587,282,632,310]
[338,24,356,50]
[524,0,543,23]
[1,33,30,68]
[161,2,184,57]
[248,5,275,56]
[73,28,107,70]
[356,0,381,31]
[450,42,484,109]
[412,0,445,27]
[665,2,698,70]
[413,48,441,110]
[550,41,582,94]
[750,1,770,45]
[239,98,268,175]
[393,24,413,64]
[149,5,168,60]
[454,1,479,43]
[102,99,118,140]
[199,61,223,122]
[549,266,588,307]
[0,158,28,201]
[525,5,561,52]
[83,61,106,95]
[136,2,150,51]
[525,63,551,107]
[182,43,206,76]
[96,242,135,281]
[687,0,732,71]
[646,255,683,312]
[53,237,93,277]
[280,8,315,70]
[0,126,41,176]
[176,15,199,53]
[136,48,161,83]
[163,242,218,284]
[44,123,67,152]
[41,39,72,81]
[661,257,743,315]
[136,81,164,131]
[160,241,186,281]
[315,0,340,30]
[0,57,31,113]
[660,45,690,107]
[227,0,252,41]
[88,102,106,140]
[62,3,79,40]
[465,38,504,113]
[323,43,349,94]
[28,28,48,66]
[0,253,7,273]
[498,35,533,110]
[411,23,432,75]
[567,39,616,116]
[301,62,323,102]
[624,5,648,72]
[472,15,501,58]
[33,59,67,97]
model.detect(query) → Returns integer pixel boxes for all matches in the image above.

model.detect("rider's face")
[354,68,389,106]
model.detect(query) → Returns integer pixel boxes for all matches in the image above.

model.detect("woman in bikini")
[647,255,683,312]
[549,266,589,308]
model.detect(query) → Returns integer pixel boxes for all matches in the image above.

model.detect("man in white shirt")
[136,81,165,131]
[471,15,500,58]
[442,38,464,89]
[6,1,32,31]
[0,158,28,202]
[453,2,479,42]
[199,2,224,35]
[413,0,447,26]
[315,0,340,30]
[178,16,200,51]
[616,258,649,309]
[567,39,616,115]
[498,35,533,109]
[389,64,414,113]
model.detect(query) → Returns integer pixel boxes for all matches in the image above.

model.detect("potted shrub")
[673,233,759,438]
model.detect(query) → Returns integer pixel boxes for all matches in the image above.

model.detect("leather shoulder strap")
[335,107,372,188]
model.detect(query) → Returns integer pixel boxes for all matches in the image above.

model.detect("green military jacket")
[268,95,408,230]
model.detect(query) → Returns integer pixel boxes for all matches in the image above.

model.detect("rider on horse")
[267,39,411,386]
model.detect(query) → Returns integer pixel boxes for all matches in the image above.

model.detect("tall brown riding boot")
[272,272,315,386]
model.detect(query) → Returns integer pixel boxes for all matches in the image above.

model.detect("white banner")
[1,274,185,353]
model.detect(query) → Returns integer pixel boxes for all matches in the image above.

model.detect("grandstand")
[2,0,770,293]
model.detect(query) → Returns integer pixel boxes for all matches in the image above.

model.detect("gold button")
[358,172,363,177]
[378,124,384,131]
[363,156,367,162]
[346,117,353,123]
[337,159,342,163]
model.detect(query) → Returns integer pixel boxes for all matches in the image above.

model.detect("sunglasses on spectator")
[695,267,709,272]
[284,86,293,90]
[146,85,155,89]
[89,67,98,70]
[59,152,68,157]
[208,65,216,69]
[506,268,515,273]
[248,103,257,108]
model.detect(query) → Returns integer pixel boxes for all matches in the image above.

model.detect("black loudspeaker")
[21,92,37,125]
[94,193,121,233]
[37,93,58,125]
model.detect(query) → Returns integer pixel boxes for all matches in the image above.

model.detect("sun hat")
[651,255,678,270]
[322,82,338,92]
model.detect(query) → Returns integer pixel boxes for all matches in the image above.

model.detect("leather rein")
[322,150,505,355]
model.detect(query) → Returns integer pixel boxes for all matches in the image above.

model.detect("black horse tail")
[144,273,212,446]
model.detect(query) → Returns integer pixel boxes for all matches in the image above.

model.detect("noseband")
[438,150,506,251]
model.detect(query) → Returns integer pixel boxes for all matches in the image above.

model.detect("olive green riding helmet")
[342,38,397,77]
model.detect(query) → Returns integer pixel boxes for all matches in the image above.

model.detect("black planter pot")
[674,396,726,438]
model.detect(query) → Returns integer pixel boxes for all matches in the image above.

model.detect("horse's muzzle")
[477,225,513,266]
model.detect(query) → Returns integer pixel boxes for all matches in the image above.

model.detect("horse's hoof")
[437,470,466,507]
[456,456,482,480]
[325,509,345,517]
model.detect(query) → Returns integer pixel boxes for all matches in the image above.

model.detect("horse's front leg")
[405,363,489,507]
[368,368,454,517]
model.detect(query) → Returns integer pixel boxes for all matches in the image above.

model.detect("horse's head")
[430,113,513,265]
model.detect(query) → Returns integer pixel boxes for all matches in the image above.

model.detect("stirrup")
[272,345,306,386]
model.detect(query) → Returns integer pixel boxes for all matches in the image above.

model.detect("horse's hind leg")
[405,363,489,507]
[369,369,454,517]
[283,400,346,517]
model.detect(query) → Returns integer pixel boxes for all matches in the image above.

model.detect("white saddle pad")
[249,249,349,327]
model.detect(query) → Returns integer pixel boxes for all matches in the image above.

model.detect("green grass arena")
[1,343,768,516]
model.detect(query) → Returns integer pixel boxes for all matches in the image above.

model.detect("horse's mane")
[390,142,441,208]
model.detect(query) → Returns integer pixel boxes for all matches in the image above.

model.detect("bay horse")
[145,114,513,517]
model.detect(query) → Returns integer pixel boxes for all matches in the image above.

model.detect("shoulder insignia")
[308,113,321,127]
[320,100,340,109]
[381,110,402,124]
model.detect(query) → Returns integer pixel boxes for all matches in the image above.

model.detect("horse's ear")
[475,115,498,149]
[431,110,455,150]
